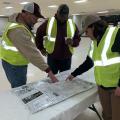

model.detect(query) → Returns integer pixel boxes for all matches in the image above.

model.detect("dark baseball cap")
[57,4,69,17]
[22,2,43,18]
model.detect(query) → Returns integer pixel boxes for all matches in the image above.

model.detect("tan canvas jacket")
[7,13,49,72]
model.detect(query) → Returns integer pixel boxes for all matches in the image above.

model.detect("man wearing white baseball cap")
[0,2,58,88]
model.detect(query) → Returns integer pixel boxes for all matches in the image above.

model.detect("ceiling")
[0,0,120,17]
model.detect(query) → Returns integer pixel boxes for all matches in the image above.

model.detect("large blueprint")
[12,72,95,114]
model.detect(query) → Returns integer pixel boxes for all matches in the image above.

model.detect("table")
[0,69,99,120]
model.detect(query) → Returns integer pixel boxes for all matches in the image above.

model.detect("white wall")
[72,15,86,34]
[0,17,8,36]
[0,17,8,45]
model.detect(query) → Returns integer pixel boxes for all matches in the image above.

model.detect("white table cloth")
[0,69,98,120]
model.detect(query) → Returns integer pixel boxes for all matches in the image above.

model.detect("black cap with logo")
[57,4,69,17]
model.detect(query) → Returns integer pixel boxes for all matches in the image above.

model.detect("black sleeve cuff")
[71,56,93,77]
[71,68,81,77]
[118,79,120,87]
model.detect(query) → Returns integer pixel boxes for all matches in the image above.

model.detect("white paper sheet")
[12,72,95,113]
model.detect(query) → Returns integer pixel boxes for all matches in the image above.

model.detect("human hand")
[41,49,48,56]
[48,71,59,83]
[65,37,73,45]
[115,87,120,96]
[66,74,75,81]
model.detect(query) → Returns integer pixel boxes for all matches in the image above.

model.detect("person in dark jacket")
[35,4,80,74]
[66,15,120,120]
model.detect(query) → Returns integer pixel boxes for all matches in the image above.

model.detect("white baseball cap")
[22,2,43,17]
[81,15,101,34]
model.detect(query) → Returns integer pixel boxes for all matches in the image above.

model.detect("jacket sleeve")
[71,56,94,77]
[118,80,120,87]
[112,29,120,53]
[71,24,81,47]
[111,29,120,87]
[8,27,50,73]
[35,20,48,51]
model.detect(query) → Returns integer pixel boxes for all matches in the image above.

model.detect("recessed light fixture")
[5,6,13,9]
[74,0,88,3]
[48,5,58,8]
[20,2,30,5]
[72,14,80,15]
[97,10,109,14]
[0,15,5,16]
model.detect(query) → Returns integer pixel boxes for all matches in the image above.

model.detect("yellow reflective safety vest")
[89,27,120,87]
[0,22,34,65]
[43,17,76,54]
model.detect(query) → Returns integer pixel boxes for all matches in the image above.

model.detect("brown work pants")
[98,86,120,120]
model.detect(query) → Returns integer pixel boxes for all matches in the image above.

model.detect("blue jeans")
[2,60,28,88]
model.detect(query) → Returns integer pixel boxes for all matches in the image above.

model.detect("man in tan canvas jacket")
[0,2,58,88]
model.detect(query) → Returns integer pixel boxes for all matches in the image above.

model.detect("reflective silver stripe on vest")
[1,40,18,52]
[2,23,34,52]
[47,17,75,41]
[89,41,94,58]
[47,17,56,41]
[9,23,18,28]
[48,37,55,41]
[1,23,20,52]
[31,38,34,43]
[94,57,120,66]
[68,19,74,38]
[94,27,120,66]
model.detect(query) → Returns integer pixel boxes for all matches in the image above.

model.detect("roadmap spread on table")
[12,71,95,113]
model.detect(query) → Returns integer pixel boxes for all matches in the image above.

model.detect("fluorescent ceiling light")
[72,14,80,15]
[74,0,88,3]
[5,6,13,9]
[97,10,109,14]
[0,15,5,16]
[20,2,30,5]
[48,5,58,8]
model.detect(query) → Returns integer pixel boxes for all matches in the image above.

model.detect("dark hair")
[57,4,69,16]
[88,20,108,41]
[21,9,24,12]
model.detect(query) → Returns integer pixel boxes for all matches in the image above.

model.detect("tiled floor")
[0,37,103,120]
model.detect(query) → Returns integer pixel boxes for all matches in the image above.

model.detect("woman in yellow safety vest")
[66,15,120,120]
